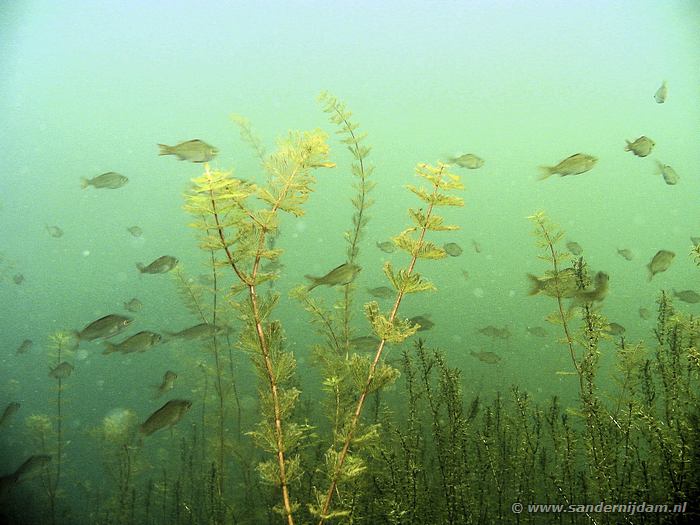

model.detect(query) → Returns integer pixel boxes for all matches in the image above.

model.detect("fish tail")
[157,144,172,156]
[526,274,541,295]
[136,263,145,273]
[624,140,632,152]
[537,166,554,180]
[80,177,90,189]
[646,264,654,282]
[304,275,319,291]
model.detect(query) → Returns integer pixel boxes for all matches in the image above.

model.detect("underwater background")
[1,1,699,524]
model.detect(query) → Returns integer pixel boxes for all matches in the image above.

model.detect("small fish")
[124,298,143,312]
[555,371,578,376]
[81,172,129,189]
[127,226,143,237]
[449,153,484,169]
[526,326,547,337]
[566,241,583,256]
[478,325,511,340]
[617,248,634,261]
[46,225,63,238]
[16,339,33,355]
[539,153,597,180]
[376,241,395,253]
[350,335,381,352]
[305,263,361,291]
[646,250,675,281]
[13,274,24,285]
[571,272,609,305]
[0,402,20,427]
[261,260,284,273]
[527,268,578,298]
[75,314,133,342]
[49,361,74,379]
[443,242,463,257]
[639,307,651,320]
[153,371,178,399]
[673,289,700,304]
[158,139,218,163]
[655,161,679,185]
[461,270,470,281]
[166,323,223,341]
[605,322,626,336]
[139,399,192,436]
[472,240,482,254]
[137,255,179,274]
[624,136,655,157]
[367,286,394,299]
[470,351,501,364]
[103,331,162,355]
[654,81,668,104]
[408,315,434,332]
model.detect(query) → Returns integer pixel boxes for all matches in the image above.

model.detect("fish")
[617,248,634,261]
[639,307,651,320]
[75,314,133,342]
[49,361,74,379]
[153,371,178,399]
[673,289,700,304]
[654,81,668,103]
[2,454,52,490]
[449,153,484,169]
[124,298,143,312]
[571,271,609,305]
[0,402,20,427]
[526,326,547,337]
[478,325,511,340]
[46,225,63,238]
[470,351,501,364]
[566,241,583,256]
[367,286,394,299]
[103,331,162,355]
[605,322,626,336]
[539,153,597,180]
[655,161,679,185]
[555,371,578,377]
[472,240,482,254]
[139,399,192,436]
[158,139,218,163]
[16,339,33,355]
[443,242,463,257]
[624,136,655,157]
[461,270,470,281]
[127,226,143,237]
[166,323,223,341]
[527,268,578,298]
[81,172,129,189]
[646,250,675,281]
[13,274,24,285]
[350,335,381,352]
[408,315,434,332]
[136,255,179,274]
[376,241,395,253]
[305,263,361,290]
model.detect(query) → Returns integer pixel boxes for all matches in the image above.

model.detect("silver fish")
[139,399,192,436]
[655,161,679,185]
[158,139,217,163]
[103,331,162,355]
[539,153,597,179]
[75,314,133,341]
[654,81,667,103]
[137,255,178,274]
[305,263,361,290]
[624,136,655,157]
[81,172,129,189]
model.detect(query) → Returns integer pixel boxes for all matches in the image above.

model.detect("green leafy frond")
[383,261,435,294]
[365,302,420,343]
[409,208,459,231]
[231,113,267,162]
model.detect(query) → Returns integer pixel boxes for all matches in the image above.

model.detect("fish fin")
[624,140,632,151]
[80,177,90,189]
[526,274,541,295]
[537,166,554,180]
[646,264,654,282]
[102,342,116,355]
[157,144,171,156]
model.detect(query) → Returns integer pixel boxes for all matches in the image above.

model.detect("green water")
[1,1,699,524]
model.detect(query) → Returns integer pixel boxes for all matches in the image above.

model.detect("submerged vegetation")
[2,94,698,525]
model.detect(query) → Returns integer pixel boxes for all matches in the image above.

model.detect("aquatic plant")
[185,130,334,524]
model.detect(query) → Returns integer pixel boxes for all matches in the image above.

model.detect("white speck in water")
[82,250,90,257]
[473,287,485,298]
[76,349,88,361]
[295,221,307,232]
[508,290,516,297]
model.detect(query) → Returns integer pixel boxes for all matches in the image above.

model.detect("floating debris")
[158,139,217,163]
[461,269,470,281]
